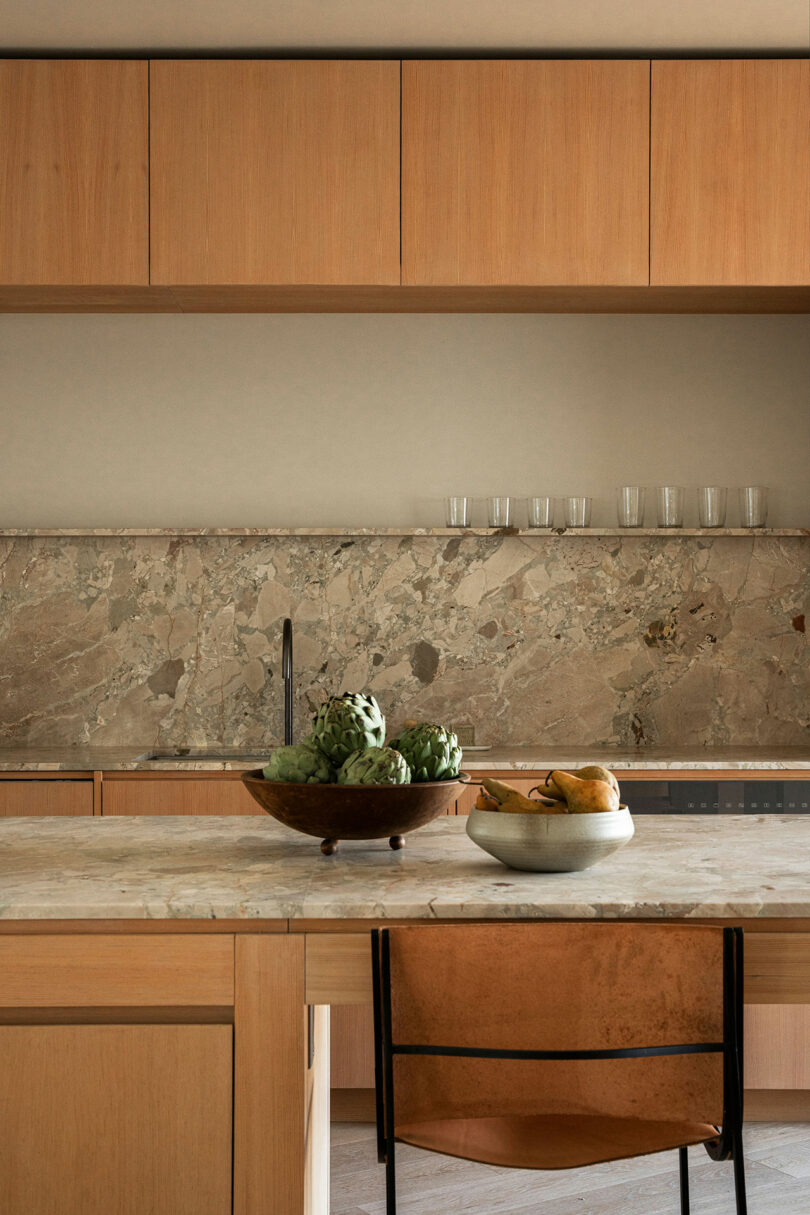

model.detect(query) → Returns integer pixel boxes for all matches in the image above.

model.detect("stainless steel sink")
[135,748,267,763]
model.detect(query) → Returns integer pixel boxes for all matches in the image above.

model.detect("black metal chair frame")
[372,925,746,1215]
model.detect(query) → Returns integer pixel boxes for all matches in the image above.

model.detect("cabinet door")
[102,775,263,815]
[0,60,148,285]
[402,60,649,286]
[0,779,93,816]
[0,1024,231,1215]
[651,60,810,285]
[331,1004,375,1088]
[151,60,400,285]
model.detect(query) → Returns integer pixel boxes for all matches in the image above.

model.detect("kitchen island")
[1,813,809,1215]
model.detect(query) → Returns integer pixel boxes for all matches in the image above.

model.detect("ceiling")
[1,0,808,52]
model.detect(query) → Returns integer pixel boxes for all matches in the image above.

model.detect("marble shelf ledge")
[0,527,807,538]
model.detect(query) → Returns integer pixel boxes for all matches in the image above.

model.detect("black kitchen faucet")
[282,617,293,745]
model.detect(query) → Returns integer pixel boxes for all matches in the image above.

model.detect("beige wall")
[0,313,808,529]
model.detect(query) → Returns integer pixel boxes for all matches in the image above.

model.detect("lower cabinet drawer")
[102,776,263,815]
[0,779,93,816]
[0,1023,232,1215]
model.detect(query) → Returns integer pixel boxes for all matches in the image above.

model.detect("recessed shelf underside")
[0,285,809,313]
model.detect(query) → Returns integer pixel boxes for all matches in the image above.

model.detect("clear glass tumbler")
[526,496,553,528]
[698,486,727,528]
[563,496,592,528]
[487,496,513,528]
[445,496,470,528]
[617,486,646,528]
[739,486,769,528]
[656,486,685,528]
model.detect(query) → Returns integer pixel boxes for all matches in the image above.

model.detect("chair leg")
[385,1143,396,1215]
[678,1146,690,1215]
[733,1133,748,1215]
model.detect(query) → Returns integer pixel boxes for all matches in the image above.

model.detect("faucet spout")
[282,618,293,745]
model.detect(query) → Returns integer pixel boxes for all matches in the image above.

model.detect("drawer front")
[0,780,93,817]
[102,776,263,816]
[745,934,810,1003]
[0,935,234,1008]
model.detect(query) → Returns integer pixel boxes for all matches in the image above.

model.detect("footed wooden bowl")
[242,769,468,853]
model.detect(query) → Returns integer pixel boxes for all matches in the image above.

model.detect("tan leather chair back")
[383,923,726,1128]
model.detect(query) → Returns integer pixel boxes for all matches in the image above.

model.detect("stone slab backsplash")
[0,535,807,749]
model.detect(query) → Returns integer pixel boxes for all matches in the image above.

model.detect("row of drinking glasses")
[445,487,769,529]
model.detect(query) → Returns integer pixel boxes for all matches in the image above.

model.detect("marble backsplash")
[0,534,807,749]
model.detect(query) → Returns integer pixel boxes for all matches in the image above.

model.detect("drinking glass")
[698,486,727,528]
[487,496,513,527]
[526,496,554,528]
[656,486,685,528]
[445,496,470,528]
[617,486,646,528]
[739,486,768,528]
[562,496,592,528]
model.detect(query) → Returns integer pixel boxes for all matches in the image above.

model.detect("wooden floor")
[331,1123,810,1214]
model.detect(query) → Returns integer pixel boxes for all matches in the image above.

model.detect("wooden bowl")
[241,769,468,853]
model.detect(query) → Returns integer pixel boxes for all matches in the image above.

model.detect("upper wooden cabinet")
[651,60,810,285]
[150,60,400,285]
[0,60,148,285]
[402,60,650,286]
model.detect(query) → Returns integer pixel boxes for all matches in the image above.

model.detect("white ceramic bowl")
[466,806,634,872]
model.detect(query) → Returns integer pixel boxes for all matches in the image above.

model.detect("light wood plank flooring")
[331,1123,810,1214]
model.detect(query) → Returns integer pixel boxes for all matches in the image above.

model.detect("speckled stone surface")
[0,534,807,750]
[0,745,807,772]
[0,814,808,921]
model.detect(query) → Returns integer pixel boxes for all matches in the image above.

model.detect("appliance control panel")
[626,781,810,814]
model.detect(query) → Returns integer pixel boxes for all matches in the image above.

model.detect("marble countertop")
[0,745,807,772]
[0,814,808,921]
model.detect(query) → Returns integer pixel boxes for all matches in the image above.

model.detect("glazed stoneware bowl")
[242,769,468,854]
[466,805,634,872]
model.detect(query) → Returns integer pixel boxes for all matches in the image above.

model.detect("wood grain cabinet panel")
[745,1005,810,1089]
[0,60,148,285]
[402,60,650,286]
[150,59,400,285]
[0,1024,232,1215]
[102,775,264,816]
[0,779,93,816]
[651,60,810,285]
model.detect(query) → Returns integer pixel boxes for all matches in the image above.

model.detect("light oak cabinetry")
[150,60,400,285]
[402,60,650,285]
[0,779,93,817]
[101,774,263,816]
[0,1024,232,1215]
[651,59,810,285]
[0,60,148,285]
[0,931,323,1215]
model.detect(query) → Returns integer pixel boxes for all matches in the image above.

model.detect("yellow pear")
[574,765,621,796]
[481,777,567,815]
[543,765,620,801]
[547,770,620,814]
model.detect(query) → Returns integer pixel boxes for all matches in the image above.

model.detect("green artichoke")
[391,722,462,782]
[312,693,386,766]
[337,746,411,786]
[263,737,334,784]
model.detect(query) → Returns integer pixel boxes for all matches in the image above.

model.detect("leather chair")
[372,923,745,1215]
